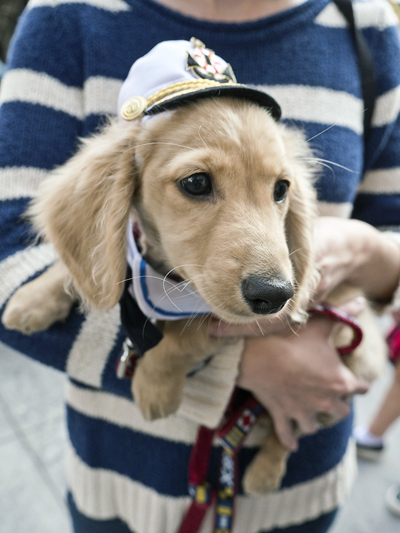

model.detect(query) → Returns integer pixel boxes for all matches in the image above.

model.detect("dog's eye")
[274,180,290,203]
[180,173,212,197]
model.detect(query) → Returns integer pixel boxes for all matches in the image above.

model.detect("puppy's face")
[34,97,316,317]
[134,99,316,323]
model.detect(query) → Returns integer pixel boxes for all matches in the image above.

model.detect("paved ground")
[0,341,399,533]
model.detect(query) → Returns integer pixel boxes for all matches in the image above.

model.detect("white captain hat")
[118,37,281,122]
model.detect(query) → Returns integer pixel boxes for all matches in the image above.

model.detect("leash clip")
[116,337,140,379]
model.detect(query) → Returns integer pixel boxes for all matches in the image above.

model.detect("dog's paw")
[2,284,73,334]
[132,365,183,421]
[243,459,286,495]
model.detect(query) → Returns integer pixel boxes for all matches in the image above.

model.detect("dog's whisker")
[183,294,232,331]
[141,274,207,319]
[198,311,214,330]
[160,274,206,312]
[282,302,302,337]
[122,141,197,155]
[197,125,209,149]
[247,323,260,336]
[307,159,336,178]
[160,265,206,304]
[302,157,357,174]
[164,263,207,278]
[288,248,303,258]
[255,319,267,336]
[116,274,176,286]
[306,124,337,142]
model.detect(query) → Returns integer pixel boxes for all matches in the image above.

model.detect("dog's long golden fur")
[2,97,386,494]
[29,99,318,317]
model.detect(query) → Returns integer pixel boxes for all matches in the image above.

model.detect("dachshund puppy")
[2,97,386,494]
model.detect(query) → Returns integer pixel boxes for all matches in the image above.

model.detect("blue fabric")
[67,399,353,497]
[0,102,82,169]
[353,193,400,227]
[68,492,134,533]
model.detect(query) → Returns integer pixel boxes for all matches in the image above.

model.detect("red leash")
[178,394,265,533]
[178,426,216,533]
[308,303,363,355]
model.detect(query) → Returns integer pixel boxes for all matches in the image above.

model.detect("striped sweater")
[1,0,400,532]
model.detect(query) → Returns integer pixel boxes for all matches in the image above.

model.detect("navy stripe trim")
[67,403,352,496]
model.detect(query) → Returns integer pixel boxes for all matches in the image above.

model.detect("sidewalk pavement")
[0,341,399,533]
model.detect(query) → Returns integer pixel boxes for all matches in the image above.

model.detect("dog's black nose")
[241,275,294,315]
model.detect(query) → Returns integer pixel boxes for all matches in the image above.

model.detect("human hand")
[235,315,369,451]
[314,217,400,303]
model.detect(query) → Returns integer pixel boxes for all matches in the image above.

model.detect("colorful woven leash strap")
[215,396,265,533]
[178,394,264,533]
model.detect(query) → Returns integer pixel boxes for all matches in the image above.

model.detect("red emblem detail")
[237,411,256,432]
[186,40,236,83]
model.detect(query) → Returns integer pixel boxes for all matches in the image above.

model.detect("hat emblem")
[187,38,236,83]
[119,38,281,122]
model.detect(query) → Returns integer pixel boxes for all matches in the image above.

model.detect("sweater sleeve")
[351,2,400,312]
[0,5,87,371]
[0,3,238,429]
[352,1,400,230]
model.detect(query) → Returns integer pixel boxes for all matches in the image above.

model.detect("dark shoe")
[353,425,385,461]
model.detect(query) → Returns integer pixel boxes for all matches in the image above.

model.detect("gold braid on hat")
[120,79,240,121]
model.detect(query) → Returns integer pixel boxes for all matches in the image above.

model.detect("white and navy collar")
[126,222,211,321]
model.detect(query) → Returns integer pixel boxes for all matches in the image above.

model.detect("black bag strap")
[333,0,377,146]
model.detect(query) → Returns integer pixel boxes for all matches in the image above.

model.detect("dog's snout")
[241,275,294,315]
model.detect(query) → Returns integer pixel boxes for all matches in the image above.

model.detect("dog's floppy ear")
[29,119,139,309]
[281,127,319,322]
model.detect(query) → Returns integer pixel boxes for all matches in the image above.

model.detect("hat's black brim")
[145,86,282,122]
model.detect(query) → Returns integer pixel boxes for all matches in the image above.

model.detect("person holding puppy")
[1,1,400,532]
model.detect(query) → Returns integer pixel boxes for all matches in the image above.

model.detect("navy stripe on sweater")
[10,1,400,97]
[353,193,400,226]
[67,402,353,496]
[0,102,81,169]
[0,199,35,261]
[0,298,84,373]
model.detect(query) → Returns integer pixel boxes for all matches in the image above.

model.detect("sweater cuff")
[176,339,244,429]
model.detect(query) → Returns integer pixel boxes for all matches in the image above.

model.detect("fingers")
[209,316,292,338]
[269,409,299,452]
[210,321,263,337]
[293,415,321,437]
[335,296,367,317]
[335,365,370,396]
[350,378,370,396]
[271,410,322,450]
